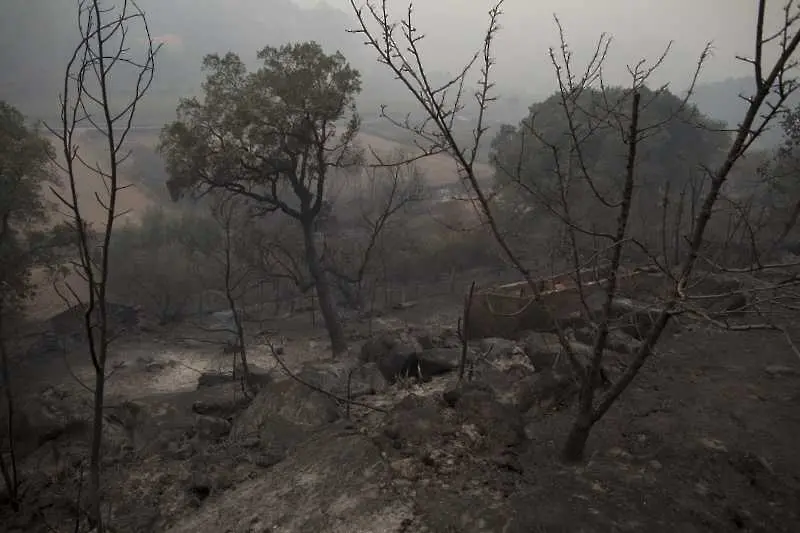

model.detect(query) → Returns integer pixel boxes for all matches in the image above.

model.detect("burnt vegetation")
[2,0,800,532]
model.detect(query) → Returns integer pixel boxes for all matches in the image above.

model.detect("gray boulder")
[463,364,537,409]
[194,415,232,441]
[167,427,412,533]
[418,347,463,377]
[382,395,450,448]
[519,332,562,372]
[360,331,424,383]
[298,361,389,399]
[586,295,667,340]
[443,382,525,449]
[231,378,341,454]
[359,331,422,363]
[360,330,467,383]
[573,327,641,355]
[5,386,91,458]
[479,337,519,359]
[516,370,579,414]
[415,327,461,349]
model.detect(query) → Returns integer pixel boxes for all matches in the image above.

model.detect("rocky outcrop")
[167,426,411,533]
[297,360,389,399]
[231,378,341,454]
[3,386,92,459]
[359,331,461,383]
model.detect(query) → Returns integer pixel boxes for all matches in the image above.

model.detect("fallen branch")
[780,326,800,364]
[263,338,388,414]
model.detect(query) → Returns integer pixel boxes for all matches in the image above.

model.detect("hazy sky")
[311,0,771,93]
[0,0,782,122]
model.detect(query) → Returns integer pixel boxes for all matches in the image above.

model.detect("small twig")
[264,338,387,413]
[172,360,208,376]
[468,345,494,382]
[345,361,369,418]
[458,281,477,382]
[779,326,800,364]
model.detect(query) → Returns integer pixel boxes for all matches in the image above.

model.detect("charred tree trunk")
[89,340,106,528]
[223,233,251,391]
[561,91,642,463]
[0,311,20,512]
[49,3,158,528]
[302,221,347,356]
[561,412,593,463]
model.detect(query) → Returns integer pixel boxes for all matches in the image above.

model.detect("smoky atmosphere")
[2,1,800,532]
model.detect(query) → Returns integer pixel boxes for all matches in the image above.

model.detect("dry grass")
[357,132,493,187]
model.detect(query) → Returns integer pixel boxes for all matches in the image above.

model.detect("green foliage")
[109,206,224,323]
[0,101,60,313]
[120,205,222,253]
[752,103,800,246]
[491,86,730,199]
[158,41,362,222]
[767,103,800,202]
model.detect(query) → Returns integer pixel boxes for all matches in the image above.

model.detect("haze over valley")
[3,2,800,532]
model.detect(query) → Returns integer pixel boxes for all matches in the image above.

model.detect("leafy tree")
[759,102,800,246]
[491,87,729,216]
[0,102,58,310]
[159,41,362,356]
[488,86,733,268]
[0,101,59,511]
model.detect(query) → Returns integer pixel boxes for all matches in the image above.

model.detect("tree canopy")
[750,101,800,246]
[490,86,730,200]
[159,41,362,222]
[768,102,800,200]
[0,101,58,313]
[158,40,363,356]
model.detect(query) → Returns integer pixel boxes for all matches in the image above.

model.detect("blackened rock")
[517,370,578,413]
[382,395,449,449]
[520,332,561,372]
[418,348,462,378]
[297,361,389,399]
[449,383,525,448]
[360,331,425,383]
[194,415,232,441]
[479,337,518,359]
[231,379,340,454]
[573,327,641,355]
[197,372,236,389]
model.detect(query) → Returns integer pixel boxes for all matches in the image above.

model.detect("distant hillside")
[2,0,543,140]
[0,0,438,126]
[690,76,797,149]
